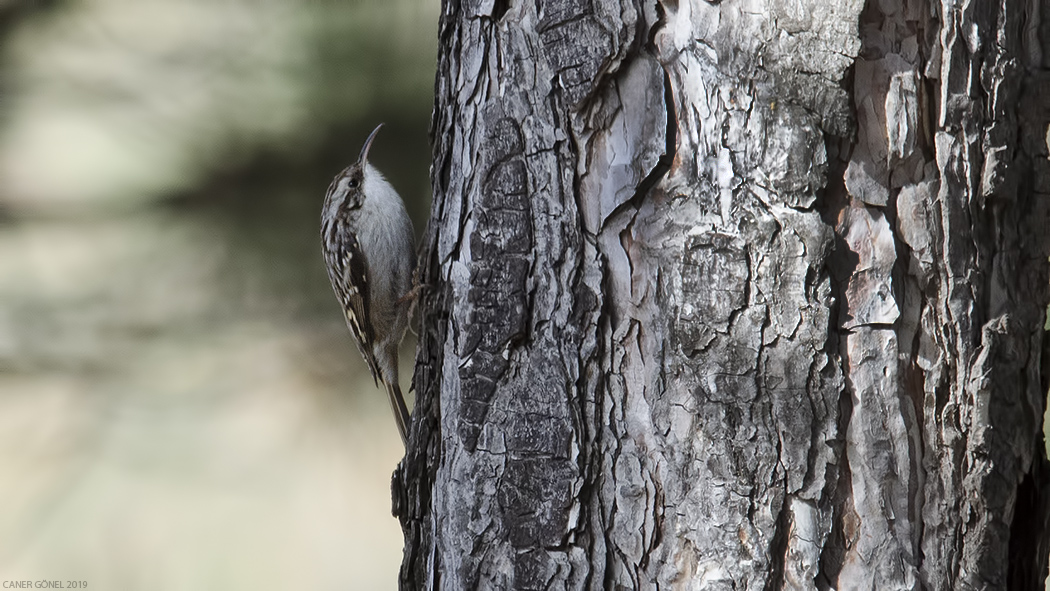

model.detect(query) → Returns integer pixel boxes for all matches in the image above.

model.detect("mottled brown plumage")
[321,124,414,445]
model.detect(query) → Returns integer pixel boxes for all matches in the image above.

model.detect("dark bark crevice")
[1008,457,1050,591]
[762,483,790,591]
[600,67,677,232]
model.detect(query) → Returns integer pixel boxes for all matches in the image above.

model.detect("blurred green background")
[0,0,436,589]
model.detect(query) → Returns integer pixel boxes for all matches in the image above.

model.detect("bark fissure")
[601,67,678,232]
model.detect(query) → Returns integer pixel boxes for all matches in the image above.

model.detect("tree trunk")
[393,0,1050,588]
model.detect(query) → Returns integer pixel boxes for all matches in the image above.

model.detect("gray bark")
[394,0,1050,589]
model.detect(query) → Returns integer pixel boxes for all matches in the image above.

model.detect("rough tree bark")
[393,0,1050,588]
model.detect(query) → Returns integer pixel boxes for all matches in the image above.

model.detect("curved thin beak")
[358,123,384,164]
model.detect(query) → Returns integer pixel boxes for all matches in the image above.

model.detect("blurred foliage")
[0,1,437,589]
[0,0,436,215]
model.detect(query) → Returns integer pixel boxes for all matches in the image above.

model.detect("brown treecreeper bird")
[320,124,414,445]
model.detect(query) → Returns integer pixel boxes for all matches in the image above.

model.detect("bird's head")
[324,123,383,213]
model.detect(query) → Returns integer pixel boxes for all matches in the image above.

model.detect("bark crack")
[599,66,678,231]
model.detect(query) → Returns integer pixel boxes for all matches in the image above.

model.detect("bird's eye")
[347,178,360,189]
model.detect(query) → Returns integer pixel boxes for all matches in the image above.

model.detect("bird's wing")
[335,232,381,385]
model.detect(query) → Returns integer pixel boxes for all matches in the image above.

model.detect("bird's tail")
[386,381,411,447]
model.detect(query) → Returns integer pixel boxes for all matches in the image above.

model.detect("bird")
[320,123,415,446]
